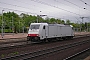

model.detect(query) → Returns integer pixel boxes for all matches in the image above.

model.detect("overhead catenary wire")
[52,0,89,21]
[64,0,90,13]
[30,0,81,16]
[13,0,90,16]
[54,0,79,9]
[30,0,90,22]
[0,1,37,12]
[12,0,60,14]
[0,1,54,17]
[0,6,64,20]
[80,0,90,7]
[13,0,89,16]
[63,0,90,23]
[53,0,83,19]
[12,0,81,16]
[0,6,38,15]
[0,1,39,15]
[54,0,90,19]
[0,0,89,21]
[75,17,82,23]
[64,0,90,10]
[0,0,62,18]
[0,0,80,20]
[64,0,81,8]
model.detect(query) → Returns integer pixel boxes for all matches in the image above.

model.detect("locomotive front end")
[27,23,40,42]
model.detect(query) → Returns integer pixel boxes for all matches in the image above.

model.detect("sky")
[0,0,90,23]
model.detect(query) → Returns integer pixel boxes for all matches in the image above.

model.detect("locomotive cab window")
[43,26,45,29]
[30,25,40,29]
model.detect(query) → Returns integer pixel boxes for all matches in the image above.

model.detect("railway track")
[1,39,90,60]
[63,48,90,60]
[0,35,88,53]
[0,37,27,44]
[1,36,88,60]
[0,34,89,49]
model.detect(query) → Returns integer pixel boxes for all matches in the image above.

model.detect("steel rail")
[63,48,90,60]
[1,39,90,60]
[0,35,89,50]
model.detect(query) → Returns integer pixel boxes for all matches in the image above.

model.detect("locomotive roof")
[31,23,48,25]
[30,23,73,27]
[48,24,72,27]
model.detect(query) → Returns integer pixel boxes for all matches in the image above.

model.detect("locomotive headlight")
[28,34,30,36]
[36,34,39,36]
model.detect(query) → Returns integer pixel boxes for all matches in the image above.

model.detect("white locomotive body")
[27,23,74,42]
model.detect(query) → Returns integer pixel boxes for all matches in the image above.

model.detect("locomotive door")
[43,25,48,38]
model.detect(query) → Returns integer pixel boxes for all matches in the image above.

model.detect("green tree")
[3,12,20,33]
[56,19,62,24]
[61,20,65,24]
[0,15,2,27]
[49,18,56,23]
[45,17,50,23]
[1,11,86,33]
[66,20,70,24]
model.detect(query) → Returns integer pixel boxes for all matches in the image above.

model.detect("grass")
[1,51,19,58]
[0,29,13,33]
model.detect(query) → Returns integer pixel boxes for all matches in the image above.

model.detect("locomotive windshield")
[30,25,40,29]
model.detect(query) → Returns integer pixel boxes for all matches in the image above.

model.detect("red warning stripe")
[28,34,39,36]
